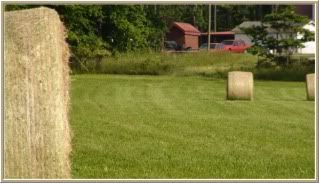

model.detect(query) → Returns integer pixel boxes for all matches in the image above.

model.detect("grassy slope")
[70,75,314,179]
[75,52,314,81]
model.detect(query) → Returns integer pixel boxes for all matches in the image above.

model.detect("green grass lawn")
[70,74,315,179]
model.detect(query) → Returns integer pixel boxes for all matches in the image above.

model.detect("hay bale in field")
[4,7,71,178]
[306,73,315,101]
[227,71,253,100]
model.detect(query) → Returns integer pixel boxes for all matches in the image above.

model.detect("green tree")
[101,5,154,52]
[242,5,314,66]
[54,5,111,71]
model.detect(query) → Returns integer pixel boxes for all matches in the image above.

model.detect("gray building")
[232,21,280,46]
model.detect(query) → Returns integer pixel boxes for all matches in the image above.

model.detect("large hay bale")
[306,73,315,101]
[4,7,71,178]
[227,71,253,100]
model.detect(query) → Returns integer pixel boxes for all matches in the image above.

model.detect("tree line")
[5,5,270,55]
[6,5,312,69]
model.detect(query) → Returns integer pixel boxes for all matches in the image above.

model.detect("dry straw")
[306,73,315,101]
[227,71,254,100]
[4,7,71,178]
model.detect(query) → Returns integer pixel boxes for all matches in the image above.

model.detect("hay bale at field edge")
[4,7,71,178]
[227,71,254,100]
[306,73,315,101]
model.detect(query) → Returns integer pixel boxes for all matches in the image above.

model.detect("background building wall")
[184,35,199,49]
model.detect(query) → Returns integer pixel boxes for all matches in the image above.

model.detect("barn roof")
[172,22,201,36]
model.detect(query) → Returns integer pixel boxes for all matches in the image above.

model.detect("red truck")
[221,40,250,53]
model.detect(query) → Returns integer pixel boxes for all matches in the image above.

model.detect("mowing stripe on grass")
[70,75,314,179]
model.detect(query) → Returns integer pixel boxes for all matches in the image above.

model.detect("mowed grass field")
[70,74,315,179]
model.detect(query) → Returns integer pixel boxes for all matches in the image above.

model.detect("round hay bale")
[306,73,315,101]
[227,71,253,100]
[4,7,70,178]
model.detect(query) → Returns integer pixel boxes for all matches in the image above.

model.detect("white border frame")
[0,1,317,182]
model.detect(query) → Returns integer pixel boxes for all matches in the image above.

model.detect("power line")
[207,4,211,51]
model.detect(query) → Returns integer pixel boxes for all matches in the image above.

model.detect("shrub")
[253,65,314,81]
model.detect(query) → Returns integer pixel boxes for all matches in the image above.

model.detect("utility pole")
[207,4,211,51]
[193,10,196,25]
[214,5,217,32]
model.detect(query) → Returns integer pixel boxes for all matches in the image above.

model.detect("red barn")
[166,22,201,50]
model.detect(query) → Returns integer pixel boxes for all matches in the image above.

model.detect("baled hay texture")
[227,71,254,100]
[306,73,315,101]
[4,7,71,178]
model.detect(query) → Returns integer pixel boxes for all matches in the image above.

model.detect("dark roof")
[201,31,235,35]
[232,21,277,34]
[172,22,201,36]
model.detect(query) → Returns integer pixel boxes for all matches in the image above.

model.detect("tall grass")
[72,51,257,75]
[254,66,315,81]
[71,51,315,81]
